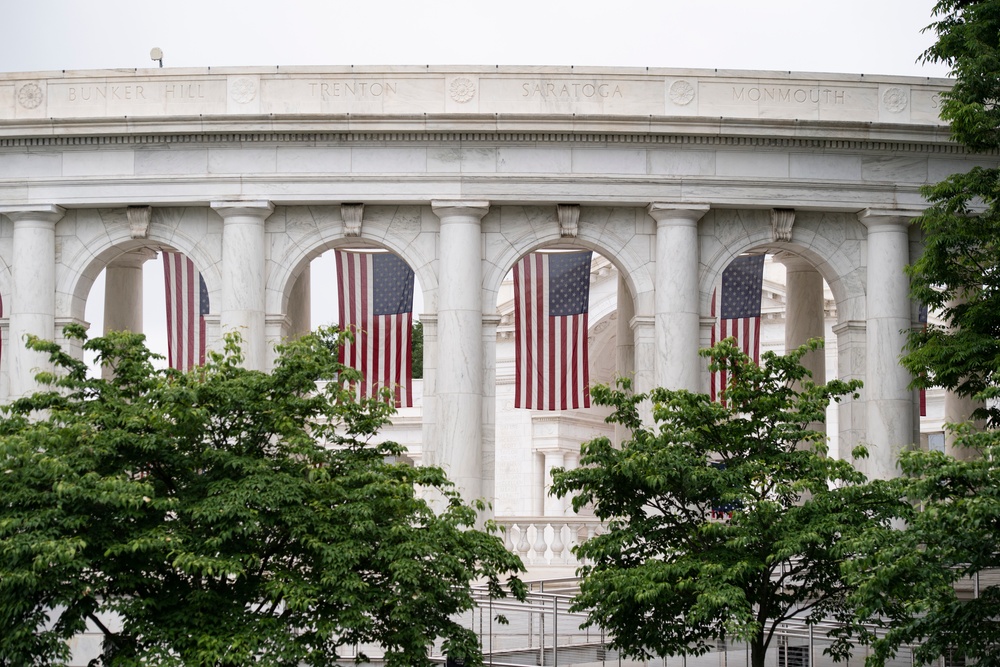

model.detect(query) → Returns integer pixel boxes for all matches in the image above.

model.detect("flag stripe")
[162,251,207,372]
[513,251,592,411]
[335,249,414,408]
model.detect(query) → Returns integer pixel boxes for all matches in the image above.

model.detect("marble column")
[287,266,311,339]
[648,203,710,392]
[212,201,273,370]
[632,314,655,425]
[481,313,501,508]
[777,253,826,381]
[941,299,983,460]
[944,392,983,460]
[104,249,156,335]
[616,275,635,381]
[432,200,489,502]
[1,205,64,397]
[103,248,156,379]
[541,450,566,517]
[616,276,636,443]
[831,320,866,463]
[420,314,439,470]
[859,209,920,479]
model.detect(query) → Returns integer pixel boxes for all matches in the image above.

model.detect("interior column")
[778,253,826,381]
[103,248,156,378]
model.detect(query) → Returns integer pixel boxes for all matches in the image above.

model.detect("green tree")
[0,326,524,667]
[551,340,901,667]
[412,320,423,380]
[847,3,1000,664]
[842,427,1000,667]
[905,0,1000,421]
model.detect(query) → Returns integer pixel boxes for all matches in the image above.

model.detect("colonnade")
[0,199,925,494]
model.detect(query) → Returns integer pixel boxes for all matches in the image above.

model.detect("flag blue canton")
[720,255,765,319]
[372,253,415,316]
[548,252,592,316]
[199,275,210,316]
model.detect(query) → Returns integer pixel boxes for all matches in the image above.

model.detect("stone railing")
[497,517,604,566]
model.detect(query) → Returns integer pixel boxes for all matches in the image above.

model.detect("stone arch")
[58,207,222,328]
[698,209,867,325]
[482,205,653,321]
[265,205,437,322]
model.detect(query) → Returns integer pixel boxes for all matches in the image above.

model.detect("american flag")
[711,254,765,403]
[513,251,592,410]
[162,251,209,372]
[335,250,414,408]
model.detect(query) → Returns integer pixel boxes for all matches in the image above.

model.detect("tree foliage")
[551,340,900,667]
[412,320,424,380]
[843,425,1000,667]
[905,0,1000,423]
[0,326,524,667]
[846,4,1000,664]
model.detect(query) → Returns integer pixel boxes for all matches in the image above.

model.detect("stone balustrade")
[497,517,604,566]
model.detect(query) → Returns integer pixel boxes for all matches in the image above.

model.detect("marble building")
[0,65,983,574]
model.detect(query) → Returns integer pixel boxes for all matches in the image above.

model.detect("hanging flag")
[162,251,209,372]
[335,249,414,408]
[513,251,592,410]
[711,254,765,403]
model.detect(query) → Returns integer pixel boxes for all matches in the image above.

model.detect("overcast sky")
[0,1,952,369]
[2,0,949,78]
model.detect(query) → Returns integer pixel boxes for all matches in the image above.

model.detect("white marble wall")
[0,66,993,519]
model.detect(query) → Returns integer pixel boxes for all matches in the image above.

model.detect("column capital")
[431,200,490,221]
[647,202,710,226]
[108,247,158,270]
[210,200,274,219]
[774,251,815,273]
[0,204,65,225]
[630,314,655,333]
[858,208,923,230]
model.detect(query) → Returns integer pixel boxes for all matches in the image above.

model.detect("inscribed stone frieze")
[0,68,951,126]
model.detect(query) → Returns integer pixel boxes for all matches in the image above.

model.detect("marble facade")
[0,66,988,542]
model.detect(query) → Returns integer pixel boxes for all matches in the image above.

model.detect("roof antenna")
[150,47,164,68]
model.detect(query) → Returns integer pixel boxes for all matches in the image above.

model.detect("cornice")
[0,128,978,156]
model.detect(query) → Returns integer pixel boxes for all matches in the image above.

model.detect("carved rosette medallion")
[449,77,476,103]
[230,78,257,104]
[17,82,43,109]
[882,87,908,113]
[668,80,695,106]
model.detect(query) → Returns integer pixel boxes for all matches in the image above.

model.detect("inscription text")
[521,82,624,99]
[732,87,846,104]
[309,81,398,99]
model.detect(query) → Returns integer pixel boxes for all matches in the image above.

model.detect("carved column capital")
[858,207,922,230]
[647,202,710,226]
[210,200,274,220]
[108,247,158,270]
[774,250,813,273]
[431,200,490,222]
[0,204,65,226]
